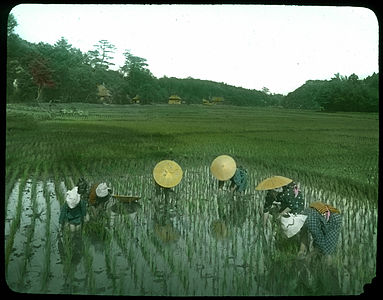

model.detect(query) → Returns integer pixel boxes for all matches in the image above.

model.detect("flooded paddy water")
[5,166,377,295]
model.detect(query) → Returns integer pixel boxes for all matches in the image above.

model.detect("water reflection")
[57,229,85,291]
[57,230,84,266]
[210,192,252,240]
[210,219,228,240]
[152,186,181,244]
[110,200,141,217]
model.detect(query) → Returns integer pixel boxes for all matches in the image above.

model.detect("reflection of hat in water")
[96,183,110,197]
[154,223,180,243]
[255,176,293,190]
[66,186,80,209]
[210,155,237,181]
[210,220,228,240]
[153,160,183,188]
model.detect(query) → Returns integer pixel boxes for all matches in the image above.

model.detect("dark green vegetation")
[7,13,378,111]
[283,73,378,112]
[5,103,378,295]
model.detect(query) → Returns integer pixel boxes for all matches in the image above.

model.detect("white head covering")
[96,182,109,198]
[66,186,80,209]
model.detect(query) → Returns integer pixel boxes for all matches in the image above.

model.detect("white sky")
[10,4,379,95]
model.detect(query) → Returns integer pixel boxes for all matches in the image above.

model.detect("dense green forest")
[6,14,378,112]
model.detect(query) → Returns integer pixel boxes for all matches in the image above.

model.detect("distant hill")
[282,73,378,112]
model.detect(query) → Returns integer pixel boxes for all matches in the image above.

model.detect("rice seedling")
[40,179,52,292]
[4,166,31,283]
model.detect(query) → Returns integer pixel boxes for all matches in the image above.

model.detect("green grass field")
[5,102,378,295]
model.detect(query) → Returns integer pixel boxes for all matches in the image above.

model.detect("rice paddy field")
[5,102,379,295]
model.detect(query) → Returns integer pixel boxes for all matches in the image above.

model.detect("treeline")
[6,14,378,112]
[6,35,281,107]
[283,73,379,112]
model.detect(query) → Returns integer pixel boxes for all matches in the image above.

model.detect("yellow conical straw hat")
[153,160,183,188]
[210,155,237,181]
[255,176,293,190]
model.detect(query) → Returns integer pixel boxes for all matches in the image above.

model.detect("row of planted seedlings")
[61,160,115,295]
[105,164,186,295]
[102,160,224,295]
[195,163,285,295]
[27,159,129,295]
[138,167,193,296]
[137,160,265,295]
[39,165,53,293]
[332,191,377,294]
[152,162,256,295]
[20,164,46,293]
[43,159,111,294]
[67,159,175,295]
[5,162,54,292]
[5,155,375,295]
[108,169,160,295]
[58,160,139,295]
[4,164,30,267]
[5,164,34,290]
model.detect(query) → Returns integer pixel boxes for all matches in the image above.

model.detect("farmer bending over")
[211,155,248,193]
[256,176,307,256]
[299,201,342,260]
[153,160,183,200]
[88,182,113,219]
[256,176,305,225]
[59,186,88,232]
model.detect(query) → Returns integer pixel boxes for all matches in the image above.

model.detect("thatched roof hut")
[211,96,224,104]
[202,98,213,105]
[97,84,112,103]
[168,95,182,104]
[97,84,111,97]
[132,95,140,104]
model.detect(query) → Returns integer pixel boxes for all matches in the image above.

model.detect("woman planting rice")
[210,155,248,193]
[59,186,89,232]
[299,201,342,259]
[296,201,343,293]
[256,176,307,255]
[88,182,114,219]
[153,160,183,200]
[256,176,305,226]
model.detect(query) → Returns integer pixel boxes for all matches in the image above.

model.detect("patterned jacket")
[303,206,342,255]
[230,167,248,192]
[263,182,304,214]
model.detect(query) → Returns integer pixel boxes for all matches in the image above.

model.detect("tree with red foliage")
[29,57,55,102]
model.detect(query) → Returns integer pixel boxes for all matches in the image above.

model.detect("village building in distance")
[168,95,182,104]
